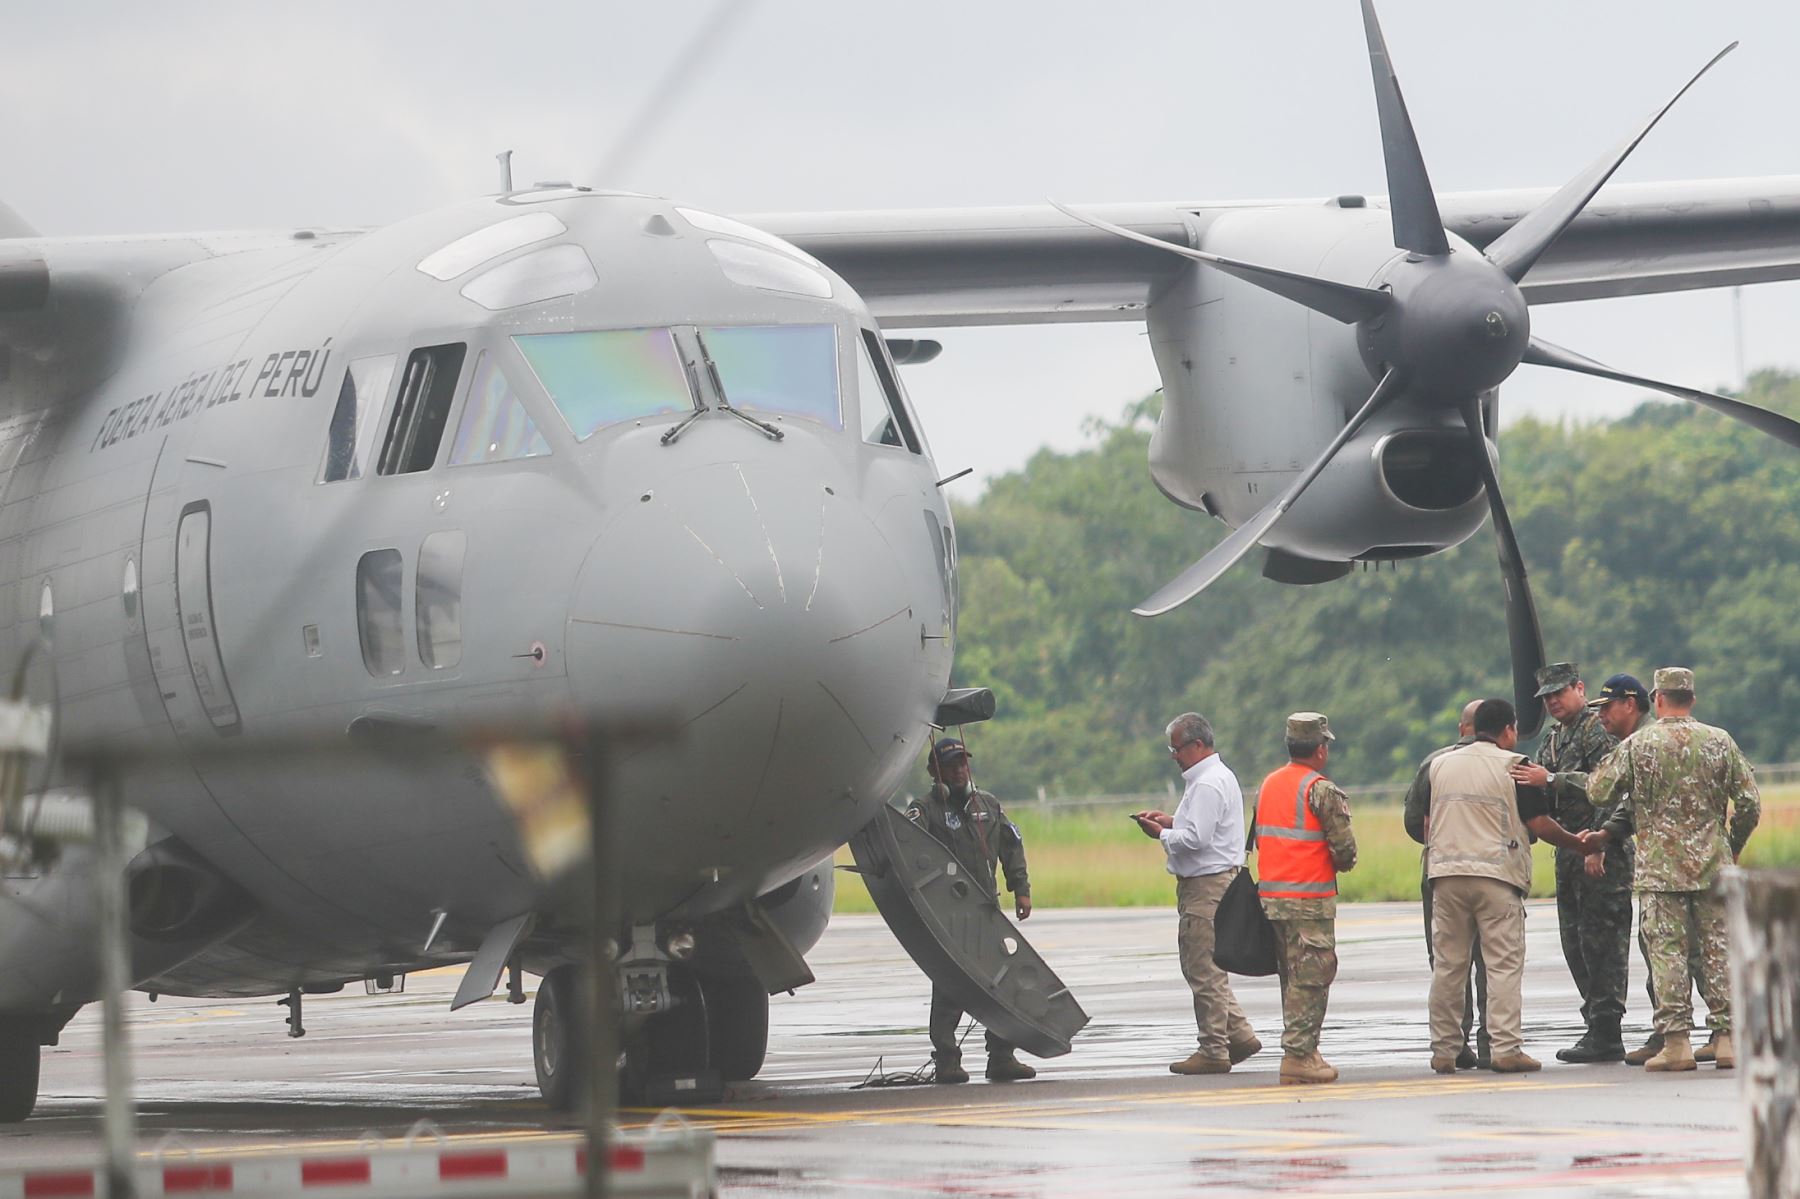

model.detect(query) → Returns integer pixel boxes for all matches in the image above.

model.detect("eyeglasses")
[1167,741,1191,756]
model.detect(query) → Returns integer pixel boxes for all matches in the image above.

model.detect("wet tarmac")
[0,902,1750,1196]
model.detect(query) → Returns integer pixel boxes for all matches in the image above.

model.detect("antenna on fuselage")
[496,150,515,194]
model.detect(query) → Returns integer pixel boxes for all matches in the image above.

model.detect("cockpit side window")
[515,328,693,441]
[318,355,397,483]
[857,329,920,454]
[448,350,550,465]
[377,344,467,475]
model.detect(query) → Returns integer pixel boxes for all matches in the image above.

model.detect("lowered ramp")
[848,802,1088,1059]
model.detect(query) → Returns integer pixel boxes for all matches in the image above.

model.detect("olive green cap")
[1286,712,1336,741]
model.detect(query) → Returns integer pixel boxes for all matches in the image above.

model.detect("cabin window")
[515,327,693,440]
[376,344,466,476]
[448,351,550,465]
[319,355,398,482]
[700,324,840,429]
[416,531,465,670]
[857,330,920,453]
[356,548,406,678]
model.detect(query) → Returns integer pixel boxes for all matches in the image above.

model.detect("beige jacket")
[1424,739,1534,894]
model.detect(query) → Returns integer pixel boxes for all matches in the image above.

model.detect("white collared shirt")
[1160,751,1247,878]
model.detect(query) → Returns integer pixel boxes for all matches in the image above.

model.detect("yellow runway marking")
[636,1076,1610,1135]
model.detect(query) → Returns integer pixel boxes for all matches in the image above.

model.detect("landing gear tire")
[702,973,769,1081]
[622,968,711,1103]
[0,1026,40,1123]
[533,965,586,1112]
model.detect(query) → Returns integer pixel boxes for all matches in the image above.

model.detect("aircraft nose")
[566,454,922,879]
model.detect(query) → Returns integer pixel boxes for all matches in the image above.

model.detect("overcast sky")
[6,0,1800,488]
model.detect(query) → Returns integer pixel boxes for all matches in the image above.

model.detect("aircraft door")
[172,501,242,733]
[848,802,1088,1058]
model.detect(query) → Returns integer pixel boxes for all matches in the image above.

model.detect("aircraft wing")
[749,176,1800,328]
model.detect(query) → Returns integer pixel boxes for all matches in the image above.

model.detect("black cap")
[1586,673,1650,710]
[931,737,970,765]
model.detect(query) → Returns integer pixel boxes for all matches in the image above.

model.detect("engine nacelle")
[1147,203,1494,571]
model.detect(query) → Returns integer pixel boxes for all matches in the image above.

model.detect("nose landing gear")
[531,962,770,1110]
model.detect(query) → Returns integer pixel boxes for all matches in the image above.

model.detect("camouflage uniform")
[906,781,1030,1060]
[1259,774,1357,1058]
[1591,677,1761,1037]
[1533,705,1630,1028]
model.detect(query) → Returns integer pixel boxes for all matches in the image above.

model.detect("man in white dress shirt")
[1134,712,1263,1074]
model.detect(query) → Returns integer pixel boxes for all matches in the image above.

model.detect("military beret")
[1286,712,1336,741]
[1653,666,1696,693]
[1533,661,1581,698]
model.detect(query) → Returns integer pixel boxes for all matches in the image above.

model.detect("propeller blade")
[1524,336,1800,449]
[1485,43,1736,285]
[1050,200,1392,325]
[1135,370,1405,616]
[1358,0,1448,257]
[1456,399,1547,737]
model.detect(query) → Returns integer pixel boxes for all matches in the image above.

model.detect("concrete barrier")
[1722,866,1800,1199]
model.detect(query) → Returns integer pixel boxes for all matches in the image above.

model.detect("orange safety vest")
[1255,761,1337,900]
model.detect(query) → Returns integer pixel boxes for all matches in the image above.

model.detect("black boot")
[933,1053,969,1084]
[1558,1016,1625,1063]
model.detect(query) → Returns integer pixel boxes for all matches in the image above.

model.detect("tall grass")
[833,784,1798,914]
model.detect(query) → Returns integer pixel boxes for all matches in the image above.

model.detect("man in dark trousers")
[1404,699,1489,1068]
[906,738,1036,1083]
[1509,662,1629,1063]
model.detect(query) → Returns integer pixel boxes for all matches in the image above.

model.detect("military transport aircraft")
[4,0,1800,1122]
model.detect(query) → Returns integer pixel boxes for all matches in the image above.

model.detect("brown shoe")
[1711,1031,1735,1070]
[1430,1054,1458,1075]
[1489,1051,1542,1073]
[1170,1051,1231,1076]
[1228,1034,1263,1065]
[1624,1032,1662,1066]
[1694,1031,1719,1063]
[985,1052,1036,1082]
[1645,1031,1696,1072]
[1279,1052,1337,1085]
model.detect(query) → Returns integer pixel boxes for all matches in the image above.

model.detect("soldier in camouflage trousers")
[1254,714,1358,1086]
[1588,667,1761,1072]
[1508,662,1630,1062]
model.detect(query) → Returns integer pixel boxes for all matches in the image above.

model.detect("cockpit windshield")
[514,328,693,441]
[700,324,840,430]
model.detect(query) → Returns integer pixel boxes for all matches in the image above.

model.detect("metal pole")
[582,734,618,1199]
[93,764,137,1199]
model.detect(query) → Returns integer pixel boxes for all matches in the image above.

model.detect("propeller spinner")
[1057,1,1797,737]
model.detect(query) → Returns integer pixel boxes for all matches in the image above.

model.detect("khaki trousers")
[1429,875,1526,1059]
[1176,868,1255,1056]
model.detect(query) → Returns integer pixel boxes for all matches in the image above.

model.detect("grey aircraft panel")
[848,802,1088,1060]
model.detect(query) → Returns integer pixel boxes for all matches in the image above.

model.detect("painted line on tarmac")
[651,1076,1609,1135]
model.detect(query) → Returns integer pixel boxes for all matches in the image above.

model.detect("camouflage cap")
[1653,666,1696,693]
[1533,661,1581,698]
[1286,712,1336,742]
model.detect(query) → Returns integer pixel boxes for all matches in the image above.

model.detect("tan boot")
[1489,1050,1542,1073]
[1694,1031,1718,1063]
[1279,1051,1337,1085]
[1430,1054,1458,1075]
[1712,1031,1735,1070]
[1624,1032,1663,1066]
[1645,1030,1696,1072]
[1228,1034,1263,1064]
[1170,1051,1231,1076]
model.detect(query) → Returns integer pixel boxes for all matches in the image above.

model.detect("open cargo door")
[848,801,1088,1058]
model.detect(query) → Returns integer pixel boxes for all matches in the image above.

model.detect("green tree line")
[940,372,1800,801]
